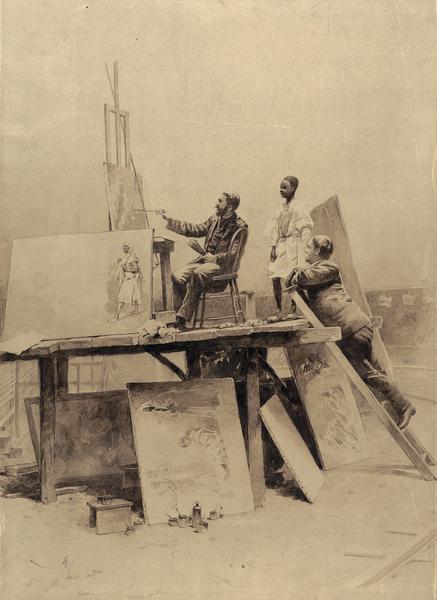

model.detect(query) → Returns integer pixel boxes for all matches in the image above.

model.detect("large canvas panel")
[261,395,325,503]
[311,196,393,377]
[285,344,370,470]
[127,379,254,525]
[25,391,136,485]
[3,229,153,341]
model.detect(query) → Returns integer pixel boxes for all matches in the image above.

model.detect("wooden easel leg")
[39,357,57,504]
[160,251,174,311]
[246,349,265,508]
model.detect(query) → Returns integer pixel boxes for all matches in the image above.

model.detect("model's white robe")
[267,200,314,279]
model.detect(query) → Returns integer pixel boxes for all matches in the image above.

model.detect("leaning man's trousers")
[338,324,412,416]
[171,261,223,321]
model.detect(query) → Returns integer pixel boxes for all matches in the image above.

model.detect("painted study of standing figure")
[267,176,313,321]
[111,243,143,321]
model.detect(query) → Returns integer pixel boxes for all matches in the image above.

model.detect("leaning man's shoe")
[397,405,416,429]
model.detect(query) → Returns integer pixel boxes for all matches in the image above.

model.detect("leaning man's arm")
[289,262,340,288]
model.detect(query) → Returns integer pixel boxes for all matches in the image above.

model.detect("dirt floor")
[0,398,436,600]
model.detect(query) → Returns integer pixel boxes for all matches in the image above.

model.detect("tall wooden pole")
[114,61,122,166]
[246,349,265,507]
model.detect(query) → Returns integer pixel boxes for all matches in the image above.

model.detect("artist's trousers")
[172,261,223,321]
[338,324,412,416]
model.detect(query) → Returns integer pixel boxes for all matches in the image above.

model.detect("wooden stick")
[114,61,122,166]
[14,361,20,436]
[344,527,437,588]
[246,349,265,508]
[122,112,130,168]
[148,350,188,381]
[39,358,57,504]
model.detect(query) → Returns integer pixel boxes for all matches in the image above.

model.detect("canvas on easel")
[104,164,148,231]
[127,378,254,525]
[2,229,154,342]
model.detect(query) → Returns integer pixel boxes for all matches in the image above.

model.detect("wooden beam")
[344,527,437,588]
[185,350,202,378]
[113,61,122,166]
[104,103,111,164]
[246,349,265,508]
[122,113,130,168]
[291,291,436,481]
[0,325,343,362]
[159,248,174,311]
[38,358,57,504]
[55,357,69,395]
[14,361,20,436]
[148,350,188,381]
[257,354,292,404]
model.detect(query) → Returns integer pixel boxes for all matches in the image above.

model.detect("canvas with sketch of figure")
[2,229,153,342]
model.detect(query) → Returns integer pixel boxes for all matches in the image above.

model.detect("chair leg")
[199,292,207,328]
[233,280,245,323]
[229,282,239,324]
[192,304,198,329]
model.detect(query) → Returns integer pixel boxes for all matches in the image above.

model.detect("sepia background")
[1,0,436,301]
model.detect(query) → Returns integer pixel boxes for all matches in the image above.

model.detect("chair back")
[226,226,249,274]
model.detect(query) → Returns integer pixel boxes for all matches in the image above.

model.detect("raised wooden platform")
[0,319,342,508]
[0,319,340,360]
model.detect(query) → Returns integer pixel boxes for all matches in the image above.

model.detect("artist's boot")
[397,405,416,430]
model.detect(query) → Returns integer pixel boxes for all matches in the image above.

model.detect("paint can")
[178,514,188,528]
[168,517,178,527]
[192,501,202,527]
[208,510,219,520]
[194,520,209,533]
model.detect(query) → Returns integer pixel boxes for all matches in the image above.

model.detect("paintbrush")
[282,285,298,294]
[187,239,206,256]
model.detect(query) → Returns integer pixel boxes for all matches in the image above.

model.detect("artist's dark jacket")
[287,260,370,338]
[165,212,248,269]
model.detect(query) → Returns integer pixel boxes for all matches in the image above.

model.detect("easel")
[288,290,436,481]
[103,61,174,316]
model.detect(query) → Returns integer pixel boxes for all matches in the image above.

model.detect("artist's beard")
[215,207,227,217]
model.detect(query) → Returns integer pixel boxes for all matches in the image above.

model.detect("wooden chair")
[192,227,249,328]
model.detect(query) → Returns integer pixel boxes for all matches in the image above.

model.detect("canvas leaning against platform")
[127,378,254,525]
[285,343,371,470]
[2,229,154,341]
[260,395,325,503]
[25,391,136,485]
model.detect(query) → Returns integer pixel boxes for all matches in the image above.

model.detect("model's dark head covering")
[283,176,299,191]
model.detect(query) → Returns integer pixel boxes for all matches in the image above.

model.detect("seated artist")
[285,235,416,429]
[158,193,247,330]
